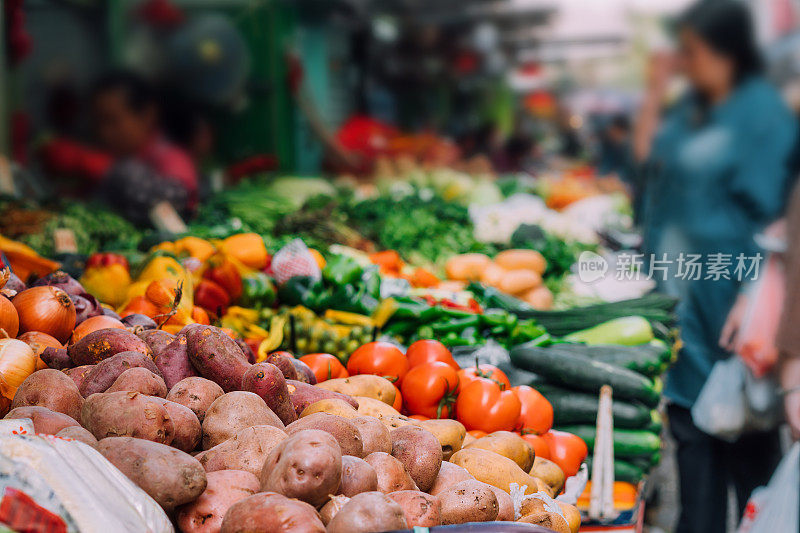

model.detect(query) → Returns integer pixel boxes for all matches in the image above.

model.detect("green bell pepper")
[322,255,363,286]
[239,272,276,308]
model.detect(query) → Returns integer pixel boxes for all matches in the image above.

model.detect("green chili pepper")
[431,315,482,335]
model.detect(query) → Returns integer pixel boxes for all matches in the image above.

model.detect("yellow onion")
[13,286,76,344]
[17,331,63,370]
[0,338,37,399]
[0,296,19,338]
[70,315,124,345]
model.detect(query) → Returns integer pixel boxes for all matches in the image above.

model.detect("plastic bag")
[737,443,799,533]
[692,357,748,442]
[270,239,321,285]
[736,254,784,377]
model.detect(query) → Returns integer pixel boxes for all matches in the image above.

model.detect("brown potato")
[462,432,478,447]
[201,391,284,449]
[319,495,350,525]
[166,376,224,422]
[285,412,363,457]
[156,398,201,452]
[318,375,396,405]
[326,491,408,533]
[176,470,260,533]
[518,511,571,532]
[450,447,540,495]
[55,425,98,447]
[196,425,286,476]
[482,482,515,521]
[220,491,325,533]
[429,461,475,496]
[363,452,416,493]
[4,405,79,434]
[350,416,392,455]
[259,429,342,507]
[388,490,441,527]
[558,501,581,533]
[390,425,442,492]
[300,398,359,419]
[416,418,466,461]
[530,456,566,496]
[438,480,499,524]
[467,431,535,471]
[81,391,174,444]
[106,367,168,397]
[10,369,83,422]
[519,496,547,517]
[338,455,378,497]
[97,436,206,511]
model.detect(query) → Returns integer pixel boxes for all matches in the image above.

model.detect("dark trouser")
[668,404,782,533]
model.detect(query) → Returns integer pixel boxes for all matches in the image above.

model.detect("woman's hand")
[719,292,748,351]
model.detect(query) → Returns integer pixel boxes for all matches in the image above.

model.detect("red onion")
[71,293,103,325]
[31,271,84,296]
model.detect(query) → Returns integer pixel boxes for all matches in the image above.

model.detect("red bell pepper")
[194,279,231,317]
[86,252,129,271]
[203,257,242,301]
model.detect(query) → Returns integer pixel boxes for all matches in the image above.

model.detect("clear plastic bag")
[692,357,748,442]
[270,239,321,285]
[737,443,799,533]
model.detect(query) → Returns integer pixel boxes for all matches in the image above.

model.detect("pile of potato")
[4,322,579,533]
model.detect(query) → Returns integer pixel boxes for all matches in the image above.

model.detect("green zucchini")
[542,342,669,378]
[558,425,662,458]
[510,344,660,407]
[564,316,654,346]
[586,456,645,484]
[535,384,652,429]
[630,452,661,471]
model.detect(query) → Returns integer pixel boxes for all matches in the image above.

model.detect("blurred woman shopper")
[632,2,796,531]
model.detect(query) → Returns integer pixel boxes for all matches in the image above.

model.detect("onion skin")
[0,296,19,338]
[17,331,63,370]
[0,339,37,399]
[70,315,125,345]
[72,293,103,325]
[3,273,25,294]
[13,287,77,343]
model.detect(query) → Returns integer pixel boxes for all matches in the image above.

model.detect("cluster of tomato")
[297,340,588,479]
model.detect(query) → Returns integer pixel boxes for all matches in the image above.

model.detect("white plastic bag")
[692,357,748,442]
[737,443,799,533]
[270,239,321,285]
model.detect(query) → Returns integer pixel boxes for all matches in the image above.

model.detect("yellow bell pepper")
[79,264,132,308]
[324,309,373,327]
[220,233,268,270]
[122,255,194,311]
[173,236,216,262]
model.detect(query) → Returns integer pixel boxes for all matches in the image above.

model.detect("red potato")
[390,425,443,492]
[106,367,168,397]
[363,452,417,493]
[285,413,363,458]
[338,455,378,497]
[201,391,284,449]
[152,333,198,389]
[220,492,325,533]
[156,398,201,452]
[285,380,358,415]
[97,436,207,511]
[240,362,297,425]
[351,416,392,455]
[166,377,224,422]
[63,365,94,391]
[196,425,286,476]
[185,326,251,392]
[176,470,260,533]
[259,429,343,507]
[326,491,408,533]
[78,351,162,397]
[10,368,83,421]
[81,391,174,444]
[438,480,499,524]
[388,490,441,527]
[319,495,350,525]
[68,328,151,366]
[4,406,79,434]
[55,425,98,447]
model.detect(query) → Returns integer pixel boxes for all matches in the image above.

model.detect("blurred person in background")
[597,114,631,177]
[632,2,796,531]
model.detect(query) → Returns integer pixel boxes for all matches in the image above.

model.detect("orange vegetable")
[220,233,268,270]
[120,296,159,319]
[494,249,547,275]
[480,263,506,287]
[308,249,326,270]
[522,286,553,310]
[191,306,210,325]
[145,279,179,309]
[370,250,404,273]
[445,253,491,281]
[498,269,541,296]
[410,268,439,288]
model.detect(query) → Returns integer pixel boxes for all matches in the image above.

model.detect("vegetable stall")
[0,172,673,533]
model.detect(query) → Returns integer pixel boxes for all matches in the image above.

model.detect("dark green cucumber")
[645,410,663,434]
[510,344,660,407]
[535,384,652,429]
[630,452,661,471]
[586,456,645,484]
[558,425,662,458]
[543,341,670,378]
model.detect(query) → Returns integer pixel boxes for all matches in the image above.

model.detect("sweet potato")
[350,416,392,455]
[234,338,256,364]
[338,455,378,497]
[416,418,466,461]
[106,367,168,397]
[10,368,83,421]
[176,470,260,533]
[97,436,207,511]
[4,405,79,434]
[79,351,162,397]
[81,391,174,444]
[201,391,284,449]
[240,362,297,425]
[55,425,98,447]
[220,492,325,533]
[153,333,198,389]
[291,358,317,384]
[156,398,201,452]
[40,347,71,370]
[166,377,224,422]
[286,413,363,457]
[196,425,286,476]
[300,398,359,419]
[136,329,174,355]
[317,375,396,405]
[438,480,498,524]
[364,452,416,493]
[286,379,358,415]
[63,365,93,390]
[390,425,442,492]
[185,326,251,392]
[326,491,407,533]
[68,328,151,365]
[264,352,298,381]
[388,490,441,527]
[259,429,342,507]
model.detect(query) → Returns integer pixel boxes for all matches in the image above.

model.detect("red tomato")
[406,340,459,370]
[542,430,588,478]
[300,353,348,382]
[457,364,510,390]
[521,433,551,460]
[392,387,403,412]
[455,380,521,433]
[467,430,487,439]
[514,385,554,435]
[409,414,429,421]
[347,341,409,384]
[203,257,243,301]
[401,362,460,419]
[194,279,231,317]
